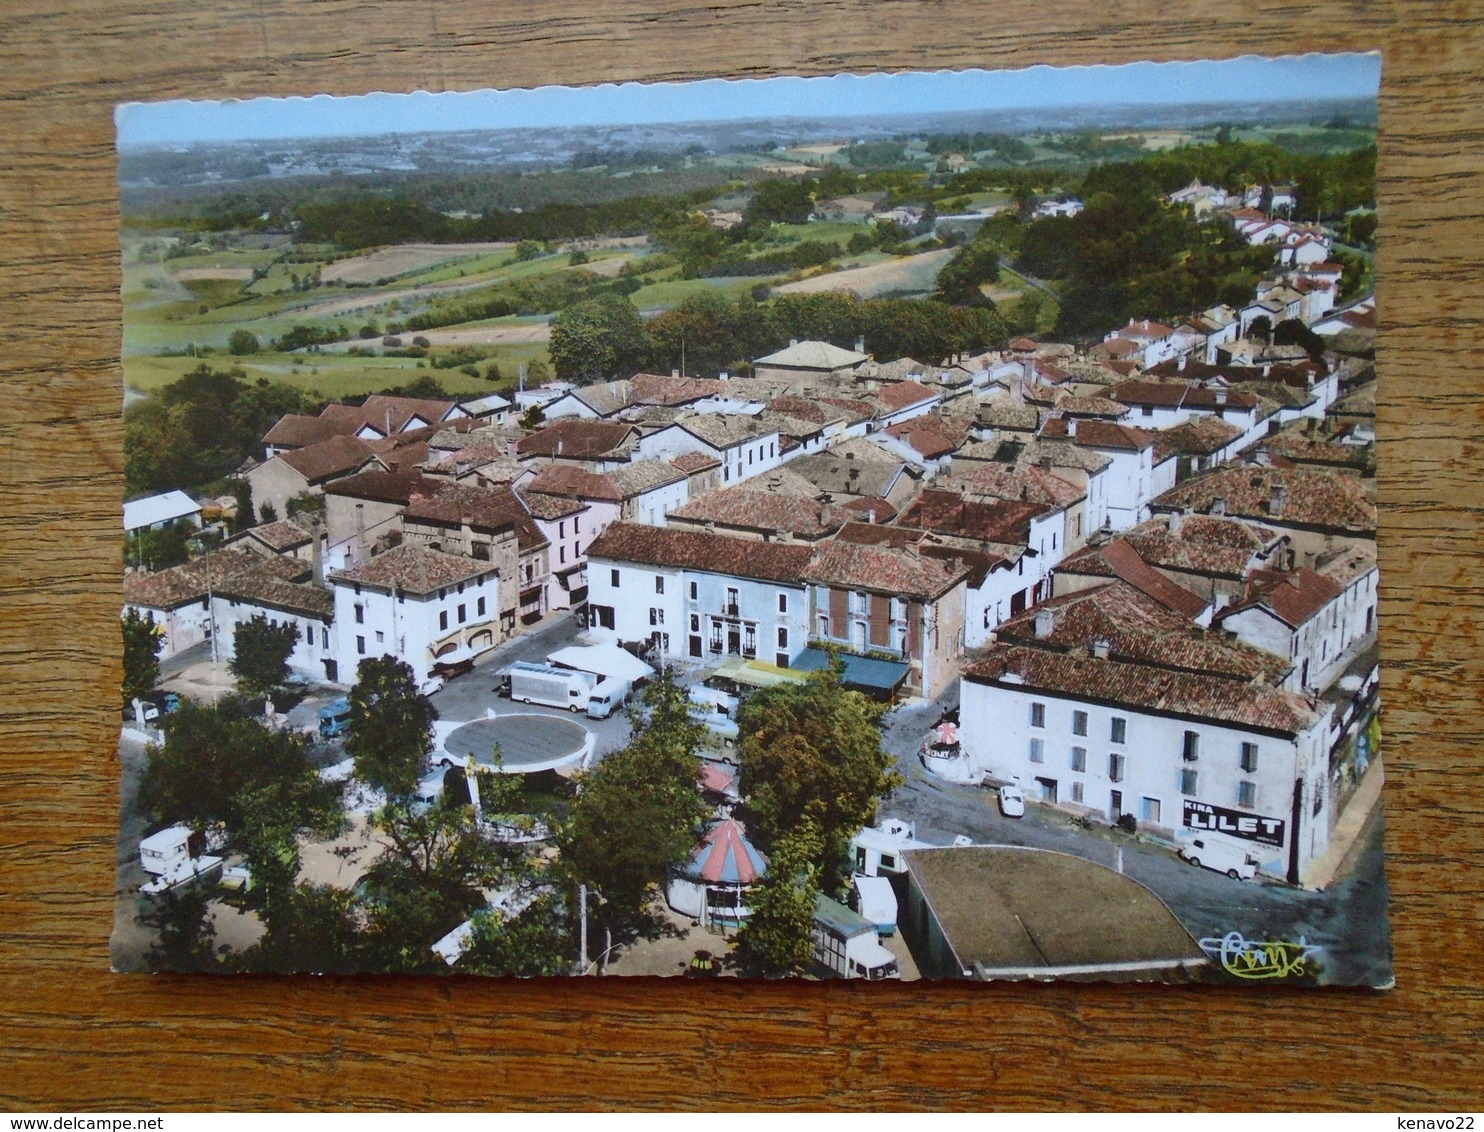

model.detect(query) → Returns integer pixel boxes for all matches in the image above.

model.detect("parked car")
[998,784,1026,818]
[144,690,181,715]
[122,697,160,725]
[431,657,474,682]
[417,675,446,697]
[317,697,352,740]
[1178,837,1257,881]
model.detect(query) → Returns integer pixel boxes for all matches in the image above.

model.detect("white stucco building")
[957,583,1336,884]
[330,545,503,685]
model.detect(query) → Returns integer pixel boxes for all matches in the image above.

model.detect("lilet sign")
[1183,799,1286,847]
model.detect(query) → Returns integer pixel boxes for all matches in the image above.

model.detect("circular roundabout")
[437,713,591,774]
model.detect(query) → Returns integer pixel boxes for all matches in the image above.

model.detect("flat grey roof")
[902,846,1205,977]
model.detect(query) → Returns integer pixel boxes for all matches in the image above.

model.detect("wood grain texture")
[0,0,1479,1111]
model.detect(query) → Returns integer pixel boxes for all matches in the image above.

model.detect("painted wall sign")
[1183,799,1286,847]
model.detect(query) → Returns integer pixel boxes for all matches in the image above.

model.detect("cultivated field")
[321,241,516,284]
[773,247,955,299]
[172,266,258,282]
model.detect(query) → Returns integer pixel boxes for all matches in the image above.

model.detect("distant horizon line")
[116,55,1382,148]
[118,92,1379,152]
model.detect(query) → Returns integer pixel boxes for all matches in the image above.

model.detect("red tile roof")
[937,462,1085,508]
[262,413,345,450]
[1119,514,1279,579]
[671,484,842,539]
[1110,380,1259,412]
[669,451,722,474]
[324,468,449,505]
[235,519,313,553]
[806,528,976,600]
[277,435,381,483]
[994,581,1283,682]
[874,380,940,413]
[1147,417,1245,462]
[124,549,308,611]
[630,373,730,406]
[403,482,532,537]
[585,522,814,584]
[331,544,493,595]
[897,489,1049,546]
[965,643,1316,736]
[1039,417,1154,452]
[516,419,636,460]
[1217,567,1345,629]
[1057,539,1209,620]
[1152,466,1376,535]
[524,463,622,502]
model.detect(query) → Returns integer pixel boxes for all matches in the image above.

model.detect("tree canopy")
[347,656,438,797]
[229,614,300,695]
[734,823,822,977]
[559,670,708,937]
[737,660,902,888]
[139,696,341,850]
[121,608,163,705]
[547,295,651,385]
[124,364,318,495]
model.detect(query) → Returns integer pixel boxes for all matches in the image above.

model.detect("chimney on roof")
[1039,456,1053,473]
[1067,418,1079,438]
[1091,636,1111,660]
[556,438,564,457]
[1169,511,1183,536]
[1177,355,1187,372]
[1268,484,1286,517]
[855,336,866,353]
[1210,496,1227,517]
[1215,387,1227,405]
[1262,364,1272,377]
[790,338,799,348]
[866,506,876,524]
[719,371,729,382]
[1033,608,1055,638]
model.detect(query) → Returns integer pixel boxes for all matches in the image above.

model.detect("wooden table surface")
[1,0,1479,1111]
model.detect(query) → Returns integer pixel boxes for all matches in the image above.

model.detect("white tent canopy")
[546,643,655,685]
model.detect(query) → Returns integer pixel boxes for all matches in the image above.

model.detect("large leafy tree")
[547,296,650,385]
[138,697,341,846]
[735,823,822,977]
[737,660,902,888]
[559,670,708,944]
[933,239,1001,307]
[121,608,163,705]
[124,364,317,495]
[645,292,771,378]
[359,795,516,972]
[462,893,574,977]
[347,655,438,797]
[746,178,815,226]
[229,614,300,695]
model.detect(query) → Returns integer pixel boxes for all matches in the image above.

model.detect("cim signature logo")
[1198,930,1322,980]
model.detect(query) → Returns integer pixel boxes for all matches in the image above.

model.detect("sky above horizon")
[116,53,1381,148]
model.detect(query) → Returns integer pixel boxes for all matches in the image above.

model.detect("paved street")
[877,689,1393,987]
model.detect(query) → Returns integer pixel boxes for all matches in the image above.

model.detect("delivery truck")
[585,676,632,719]
[507,661,598,712]
[811,895,900,980]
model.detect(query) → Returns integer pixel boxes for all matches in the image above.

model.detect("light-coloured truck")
[812,894,900,980]
[585,676,632,719]
[507,661,598,712]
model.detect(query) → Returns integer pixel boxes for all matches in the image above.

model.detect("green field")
[123,347,540,401]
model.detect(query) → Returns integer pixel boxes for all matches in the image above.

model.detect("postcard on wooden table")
[112,53,1389,986]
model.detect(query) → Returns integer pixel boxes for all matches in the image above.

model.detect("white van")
[1179,837,1258,881]
[586,677,631,719]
